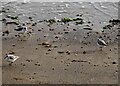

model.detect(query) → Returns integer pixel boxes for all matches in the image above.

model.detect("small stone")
[38,29,41,31]
[44,45,52,48]
[34,73,36,75]
[42,42,49,45]
[12,44,15,46]
[48,49,52,51]
[28,17,32,19]
[83,51,86,54]
[83,27,92,30]
[64,31,69,34]
[52,67,55,70]
[55,36,59,39]
[38,64,40,66]
[95,32,99,34]
[112,61,117,64]
[66,51,70,55]
[64,68,67,70]
[73,28,77,31]
[53,45,58,48]
[23,64,25,66]
[26,59,31,62]
[57,51,64,54]
[81,47,83,48]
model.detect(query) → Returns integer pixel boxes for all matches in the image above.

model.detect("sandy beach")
[1,2,119,84]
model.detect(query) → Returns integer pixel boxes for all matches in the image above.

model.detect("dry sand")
[1,2,118,84]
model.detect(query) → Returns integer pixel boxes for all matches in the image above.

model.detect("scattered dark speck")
[83,51,86,54]
[112,61,117,64]
[64,68,67,70]
[12,44,16,46]
[48,49,52,51]
[52,67,55,70]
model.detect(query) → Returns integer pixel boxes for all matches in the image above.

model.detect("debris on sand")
[49,28,54,31]
[112,61,117,64]
[6,21,19,25]
[13,77,23,81]
[64,31,69,34]
[66,51,71,55]
[52,67,55,70]
[71,60,88,62]
[57,51,64,54]
[31,22,37,26]
[3,30,9,36]
[28,17,32,20]
[53,45,58,48]
[61,17,72,23]
[42,42,52,48]
[12,44,16,47]
[83,27,92,30]
[38,29,42,31]
[6,15,18,20]
[109,19,120,25]
[48,19,56,24]
[35,63,41,66]
[73,18,83,21]
[83,51,86,54]
[103,24,112,29]
[75,20,84,25]
[26,59,32,62]
[42,42,50,45]
[44,45,52,48]
[76,14,83,17]
[73,28,77,31]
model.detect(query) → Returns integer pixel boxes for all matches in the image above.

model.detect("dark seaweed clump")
[109,19,120,25]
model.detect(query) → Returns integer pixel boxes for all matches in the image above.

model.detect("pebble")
[42,42,50,45]
[52,67,55,70]
[66,51,71,55]
[48,49,52,51]
[112,61,117,64]
[12,44,16,46]
[57,51,64,54]
[83,51,86,54]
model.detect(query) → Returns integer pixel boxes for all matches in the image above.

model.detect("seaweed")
[61,17,72,23]
[45,19,56,24]
[109,19,120,25]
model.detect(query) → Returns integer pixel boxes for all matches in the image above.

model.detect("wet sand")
[1,2,118,84]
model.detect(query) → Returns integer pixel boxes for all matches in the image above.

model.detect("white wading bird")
[14,24,28,35]
[4,54,20,66]
[14,24,31,41]
[97,38,107,50]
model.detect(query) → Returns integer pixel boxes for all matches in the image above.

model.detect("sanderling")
[14,24,31,40]
[97,38,107,50]
[14,24,28,34]
[4,54,20,66]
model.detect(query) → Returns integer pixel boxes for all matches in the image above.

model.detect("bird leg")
[99,47,103,51]
[9,62,13,66]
